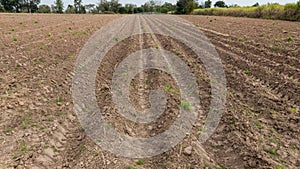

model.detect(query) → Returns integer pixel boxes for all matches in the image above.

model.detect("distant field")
[193,3,300,21]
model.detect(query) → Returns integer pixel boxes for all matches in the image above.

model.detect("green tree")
[204,0,211,8]
[252,2,259,7]
[214,1,226,8]
[0,2,4,11]
[85,4,95,13]
[124,3,135,14]
[38,4,50,13]
[54,0,63,13]
[0,0,21,12]
[25,0,40,12]
[119,6,126,13]
[65,4,75,13]
[110,0,121,13]
[161,2,176,13]
[74,0,84,13]
[176,0,197,14]
[134,6,143,13]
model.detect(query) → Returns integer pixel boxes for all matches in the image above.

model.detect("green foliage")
[74,0,86,13]
[204,0,211,8]
[65,4,75,13]
[98,0,121,13]
[214,1,226,8]
[1,0,40,12]
[38,4,51,13]
[54,0,64,13]
[176,0,197,14]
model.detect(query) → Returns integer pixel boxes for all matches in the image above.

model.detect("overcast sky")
[40,0,298,7]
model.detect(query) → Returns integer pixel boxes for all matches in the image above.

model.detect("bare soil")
[0,14,299,169]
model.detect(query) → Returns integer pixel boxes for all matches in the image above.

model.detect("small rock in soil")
[183,146,192,156]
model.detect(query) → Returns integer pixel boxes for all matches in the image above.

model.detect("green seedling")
[265,148,279,157]
[47,33,52,37]
[79,145,86,151]
[197,127,203,136]
[154,44,159,49]
[72,31,78,35]
[121,72,127,77]
[56,96,63,106]
[287,36,293,41]
[21,115,31,129]
[19,22,23,25]
[136,160,144,165]
[6,127,13,133]
[68,27,72,30]
[113,37,119,42]
[276,165,285,169]
[244,69,251,75]
[254,121,264,129]
[145,79,150,85]
[181,100,191,110]
[290,108,296,113]
[12,37,18,42]
[52,146,59,152]
[11,28,16,31]
[269,137,278,144]
[34,21,38,24]
[55,111,64,116]
[19,141,29,154]
[38,45,44,49]
[166,85,171,92]
[229,120,235,125]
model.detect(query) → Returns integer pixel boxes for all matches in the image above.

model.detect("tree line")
[0,0,232,14]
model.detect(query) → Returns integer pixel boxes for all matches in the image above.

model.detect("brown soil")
[0,13,299,169]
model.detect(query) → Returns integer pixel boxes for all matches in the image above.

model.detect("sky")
[40,0,298,8]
